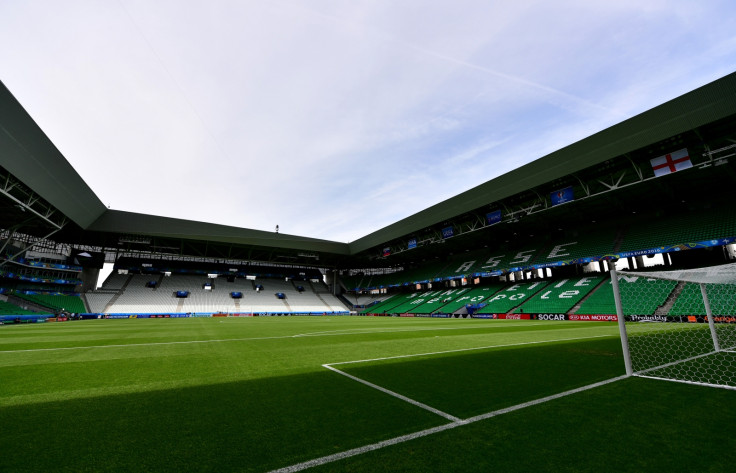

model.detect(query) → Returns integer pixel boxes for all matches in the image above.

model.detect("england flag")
[650,148,692,177]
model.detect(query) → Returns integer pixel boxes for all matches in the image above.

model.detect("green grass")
[1,317,734,472]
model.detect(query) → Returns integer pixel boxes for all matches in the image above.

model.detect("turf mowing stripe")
[323,364,461,422]
[290,322,553,337]
[326,334,616,366]
[267,375,628,473]
[0,323,611,354]
[0,335,291,353]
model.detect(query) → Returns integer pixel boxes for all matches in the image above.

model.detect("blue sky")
[2,1,735,243]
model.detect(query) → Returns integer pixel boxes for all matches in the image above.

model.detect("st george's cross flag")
[650,148,692,177]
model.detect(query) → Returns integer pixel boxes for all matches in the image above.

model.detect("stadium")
[2,66,736,472]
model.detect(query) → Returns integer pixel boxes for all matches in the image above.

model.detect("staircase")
[154,273,165,291]
[281,298,292,312]
[81,293,91,313]
[103,274,134,313]
[655,281,686,316]
[309,280,349,311]
[507,281,551,314]
[569,277,609,314]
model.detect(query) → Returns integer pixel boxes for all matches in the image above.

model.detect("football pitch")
[2,317,735,472]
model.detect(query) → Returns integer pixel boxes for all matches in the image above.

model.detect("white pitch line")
[327,334,616,367]
[318,335,616,437]
[634,374,736,391]
[0,333,334,354]
[0,326,492,354]
[323,364,461,422]
[267,375,627,473]
[289,321,555,338]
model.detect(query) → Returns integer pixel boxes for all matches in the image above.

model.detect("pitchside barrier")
[611,265,736,390]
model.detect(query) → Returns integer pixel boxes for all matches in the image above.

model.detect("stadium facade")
[1,72,736,318]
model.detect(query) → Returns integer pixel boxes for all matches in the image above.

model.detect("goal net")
[612,263,736,390]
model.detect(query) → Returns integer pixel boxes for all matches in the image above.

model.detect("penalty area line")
[267,375,628,473]
[327,333,616,367]
[322,364,460,422]
[320,334,616,423]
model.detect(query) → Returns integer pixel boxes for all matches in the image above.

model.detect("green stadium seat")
[476,280,549,314]
[517,275,604,313]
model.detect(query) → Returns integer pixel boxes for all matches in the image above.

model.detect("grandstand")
[14,293,86,313]
[0,74,732,326]
[1,74,736,320]
[85,270,349,315]
[516,275,604,314]
[475,281,549,314]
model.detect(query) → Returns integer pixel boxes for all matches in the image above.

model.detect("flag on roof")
[650,148,692,177]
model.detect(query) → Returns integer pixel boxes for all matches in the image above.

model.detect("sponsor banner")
[399,313,415,317]
[531,313,567,321]
[604,237,736,261]
[683,315,727,324]
[212,313,228,317]
[486,210,502,225]
[569,314,618,322]
[626,315,670,322]
[495,313,532,320]
[382,247,391,257]
[408,238,417,250]
[0,315,48,322]
[474,270,504,278]
[623,315,735,324]
[505,236,736,278]
[105,315,130,319]
[550,186,574,206]
[471,314,494,319]
[442,226,454,239]
[415,314,432,318]
[430,314,450,318]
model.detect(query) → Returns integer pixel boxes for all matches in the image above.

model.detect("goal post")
[611,263,736,390]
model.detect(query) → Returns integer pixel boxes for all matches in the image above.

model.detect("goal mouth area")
[634,349,736,389]
[613,264,736,390]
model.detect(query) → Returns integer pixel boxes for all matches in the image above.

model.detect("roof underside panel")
[88,210,351,255]
[0,82,107,229]
[348,72,736,254]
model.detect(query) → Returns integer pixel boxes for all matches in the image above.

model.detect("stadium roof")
[348,71,736,254]
[2,72,736,266]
